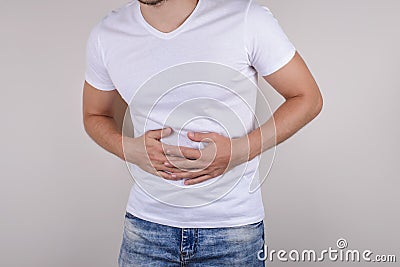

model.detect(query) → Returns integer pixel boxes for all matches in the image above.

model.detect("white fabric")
[85,0,296,228]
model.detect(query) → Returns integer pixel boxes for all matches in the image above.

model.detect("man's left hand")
[164,132,248,185]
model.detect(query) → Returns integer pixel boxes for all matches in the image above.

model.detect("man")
[83,0,322,266]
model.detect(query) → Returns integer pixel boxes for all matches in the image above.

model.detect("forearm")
[237,94,322,162]
[84,114,124,160]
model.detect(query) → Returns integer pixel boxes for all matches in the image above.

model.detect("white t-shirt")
[85,0,296,228]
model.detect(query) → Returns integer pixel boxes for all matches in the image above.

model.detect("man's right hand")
[83,83,202,180]
[123,127,202,180]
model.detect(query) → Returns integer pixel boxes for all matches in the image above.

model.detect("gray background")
[1,0,399,266]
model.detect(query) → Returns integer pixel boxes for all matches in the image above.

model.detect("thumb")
[187,131,214,142]
[147,127,172,140]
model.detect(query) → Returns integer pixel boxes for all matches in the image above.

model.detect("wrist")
[120,136,143,165]
[113,134,126,161]
[232,130,262,164]
[231,137,251,165]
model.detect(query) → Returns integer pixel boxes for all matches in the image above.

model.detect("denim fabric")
[118,212,265,266]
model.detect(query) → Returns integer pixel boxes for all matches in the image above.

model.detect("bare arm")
[82,81,200,179]
[241,51,323,161]
[167,52,323,185]
[82,81,124,159]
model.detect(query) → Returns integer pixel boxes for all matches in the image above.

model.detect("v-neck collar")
[133,0,202,40]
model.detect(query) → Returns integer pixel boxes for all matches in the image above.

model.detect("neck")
[139,0,199,33]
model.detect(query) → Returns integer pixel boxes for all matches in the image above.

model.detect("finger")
[145,159,184,174]
[187,131,217,143]
[184,174,214,186]
[154,163,187,174]
[146,127,172,140]
[170,169,210,180]
[165,156,208,170]
[162,144,201,159]
[154,170,173,180]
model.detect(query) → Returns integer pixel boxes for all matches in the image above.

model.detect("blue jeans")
[118,212,265,266]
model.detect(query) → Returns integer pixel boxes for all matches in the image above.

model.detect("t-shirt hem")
[85,76,115,91]
[125,207,265,228]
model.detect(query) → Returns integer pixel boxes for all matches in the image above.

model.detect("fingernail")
[188,132,194,137]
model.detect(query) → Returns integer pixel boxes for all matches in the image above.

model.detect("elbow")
[303,88,323,121]
[83,114,91,136]
[314,91,323,117]
[83,112,96,136]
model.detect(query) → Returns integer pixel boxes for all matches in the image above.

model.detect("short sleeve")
[245,0,296,77]
[85,23,116,91]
